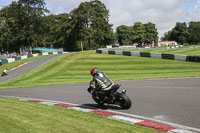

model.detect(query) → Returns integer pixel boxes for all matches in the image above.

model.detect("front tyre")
[92,95,104,106]
[115,93,132,109]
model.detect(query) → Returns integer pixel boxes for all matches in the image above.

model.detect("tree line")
[116,22,158,47]
[161,22,200,44]
[0,0,114,53]
[0,0,199,53]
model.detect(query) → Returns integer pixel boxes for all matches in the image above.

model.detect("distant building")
[157,41,177,47]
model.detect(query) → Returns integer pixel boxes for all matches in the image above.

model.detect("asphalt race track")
[0,54,60,82]
[0,55,200,130]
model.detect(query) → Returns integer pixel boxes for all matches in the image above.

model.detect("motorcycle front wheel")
[92,95,104,106]
[115,93,132,109]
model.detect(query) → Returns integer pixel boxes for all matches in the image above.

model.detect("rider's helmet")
[90,68,98,76]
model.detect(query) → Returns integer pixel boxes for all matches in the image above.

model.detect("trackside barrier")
[0,52,66,66]
[131,51,140,57]
[102,50,108,54]
[150,52,162,59]
[174,54,187,61]
[115,51,123,55]
[32,54,38,57]
[123,51,131,56]
[42,52,48,55]
[21,55,28,60]
[96,49,200,63]
[186,56,200,62]
[7,58,15,63]
[162,54,174,60]
[53,52,58,55]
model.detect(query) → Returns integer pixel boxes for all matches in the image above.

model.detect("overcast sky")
[1,0,200,39]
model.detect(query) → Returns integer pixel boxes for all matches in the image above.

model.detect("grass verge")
[0,50,200,89]
[0,97,159,133]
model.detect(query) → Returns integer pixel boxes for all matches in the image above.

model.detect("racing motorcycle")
[88,81,132,109]
[1,69,8,76]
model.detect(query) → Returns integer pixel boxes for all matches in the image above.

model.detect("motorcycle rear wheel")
[115,93,132,109]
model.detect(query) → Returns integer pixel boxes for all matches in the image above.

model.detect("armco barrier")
[0,52,65,66]
[96,49,200,63]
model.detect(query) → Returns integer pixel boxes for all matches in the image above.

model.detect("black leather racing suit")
[92,72,114,91]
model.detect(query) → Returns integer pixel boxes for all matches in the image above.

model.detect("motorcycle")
[1,69,8,76]
[88,81,132,109]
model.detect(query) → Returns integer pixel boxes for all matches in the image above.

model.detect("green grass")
[0,55,49,73]
[0,97,159,133]
[128,48,200,56]
[0,50,200,89]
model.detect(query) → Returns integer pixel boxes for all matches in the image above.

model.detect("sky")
[1,0,200,39]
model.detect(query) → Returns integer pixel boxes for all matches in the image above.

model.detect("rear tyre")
[115,93,132,109]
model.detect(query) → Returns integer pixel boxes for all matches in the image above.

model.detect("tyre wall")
[96,49,200,63]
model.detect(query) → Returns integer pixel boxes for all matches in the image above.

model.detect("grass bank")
[129,48,200,56]
[0,97,158,133]
[0,50,200,89]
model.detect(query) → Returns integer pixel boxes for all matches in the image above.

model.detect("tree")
[0,0,49,52]
[188,21,200,44]
[144,22,158,44]
[132,22,145,46]
[116,25,132,45]
[161,21,200,45]
[43,13,72,50]
[70,0,114,50]
[161,30,172,41]
[171,22,188,44]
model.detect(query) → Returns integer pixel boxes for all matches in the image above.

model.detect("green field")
[0,97,158,133]
[0,50,200,89]
[129,47,200,56]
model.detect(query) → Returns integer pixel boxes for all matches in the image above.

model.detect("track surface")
[0,55,200,129]
[0,78,200,129]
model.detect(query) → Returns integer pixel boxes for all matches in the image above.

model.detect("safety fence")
[0,52,67,66]
[96,49,200,63]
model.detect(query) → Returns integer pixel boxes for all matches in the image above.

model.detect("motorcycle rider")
[88,68,114,94]
[1,68,8,76]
